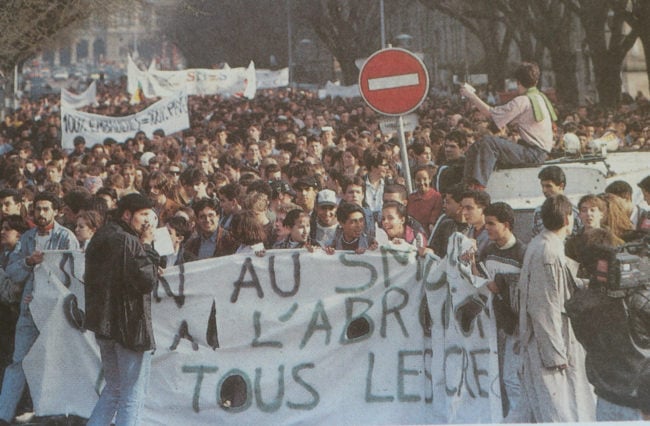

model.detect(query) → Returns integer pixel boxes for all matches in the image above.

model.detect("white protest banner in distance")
[128,55,257,99]
[255,68,289,89]
[243,61,257,99]
[60,89,189,148]
[321,81,361,99]
[23,245,502,424]
[378,113,419,135]
[61,80,97,109]
[127,54,152,96]
[146,63,256,98]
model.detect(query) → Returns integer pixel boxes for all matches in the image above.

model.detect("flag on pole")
[130,81,144,105]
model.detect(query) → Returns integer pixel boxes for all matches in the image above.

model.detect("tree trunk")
[516,34,536,62]
[640,35,650,96]
[548,47,579,106]
[591,53,623,107]
[579,7,624,108]
[1,67,17,117]
[482,27,512,91]
[484,55,506,91]
[338,54,360,86]
[1,79,10,118]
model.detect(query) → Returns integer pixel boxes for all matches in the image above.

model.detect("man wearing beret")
[85,193,160,425]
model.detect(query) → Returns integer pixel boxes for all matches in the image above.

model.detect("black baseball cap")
[270,180,295,199]
[293,176,320,191]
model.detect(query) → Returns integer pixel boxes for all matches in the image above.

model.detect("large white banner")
[425,233,502,424]
[319,81,361,99]
[60,90,189,148]
[25,251,100,416]
[128,55,256,99]
[255,68,289,89]
[61,81,97,109]
[24,236,499,424]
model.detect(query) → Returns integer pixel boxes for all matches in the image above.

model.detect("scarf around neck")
[526,87,557,122]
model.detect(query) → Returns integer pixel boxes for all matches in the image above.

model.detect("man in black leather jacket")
[566,242,650,421]
[85,193,160,425]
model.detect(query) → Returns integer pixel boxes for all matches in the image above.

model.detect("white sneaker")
[14,411,35,423]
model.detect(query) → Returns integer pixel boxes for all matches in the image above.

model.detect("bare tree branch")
[0,0,138,74]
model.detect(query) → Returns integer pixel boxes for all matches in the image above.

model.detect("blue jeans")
[464,135,548,186]
[502,334,525,423]
[0,311,39,422]
[596,396,641,421]
[87,337,152,426]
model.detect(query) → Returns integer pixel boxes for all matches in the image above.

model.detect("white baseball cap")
[316,189,337,207]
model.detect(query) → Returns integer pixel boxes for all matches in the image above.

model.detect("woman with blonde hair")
[600,192,634,241]
[242,190,274,247]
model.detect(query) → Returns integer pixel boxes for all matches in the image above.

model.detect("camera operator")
[566,228,650,421]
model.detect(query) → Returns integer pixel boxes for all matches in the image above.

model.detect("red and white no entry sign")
[359,48,429,116]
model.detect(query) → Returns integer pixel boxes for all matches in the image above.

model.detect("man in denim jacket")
[0,192,78,425]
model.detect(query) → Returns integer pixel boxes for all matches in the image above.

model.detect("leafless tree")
[162,0,290,70]
[0,0,136,111]
[616,0,650,101]
[418,0,514,91]
[420,0,580,104]
[561,0,638,107]
[297,0,382,85]
[0,0,135,75]
[492,0,579,105]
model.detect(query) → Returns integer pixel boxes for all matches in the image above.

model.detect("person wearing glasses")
[166,163,183,185]
[185,198,236,259]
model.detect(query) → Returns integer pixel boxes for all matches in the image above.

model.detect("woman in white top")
[75,210,103,251]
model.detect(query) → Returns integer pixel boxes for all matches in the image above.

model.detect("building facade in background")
[25,0,649,103]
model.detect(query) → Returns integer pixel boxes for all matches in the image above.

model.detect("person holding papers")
[0,193,79,425]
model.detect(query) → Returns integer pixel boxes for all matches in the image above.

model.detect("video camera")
[589,235,650,298]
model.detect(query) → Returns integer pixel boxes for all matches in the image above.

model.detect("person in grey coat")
[518,194,595,422]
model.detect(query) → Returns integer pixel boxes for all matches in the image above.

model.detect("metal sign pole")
[286,0,293,88]
[380,0,386,49]
[397,115,412,193]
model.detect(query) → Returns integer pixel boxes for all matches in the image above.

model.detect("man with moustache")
[0,192,79,425]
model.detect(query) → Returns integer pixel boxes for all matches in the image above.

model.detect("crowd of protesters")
[0,61,650,424]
